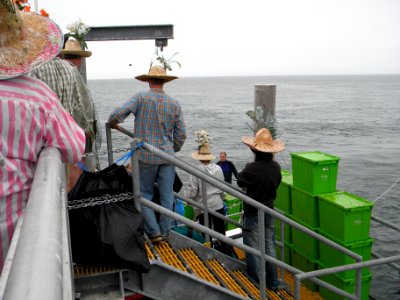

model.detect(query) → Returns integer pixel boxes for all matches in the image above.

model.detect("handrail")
[111,125,397,300]
[0,148,73,300]
[126,137,362,300]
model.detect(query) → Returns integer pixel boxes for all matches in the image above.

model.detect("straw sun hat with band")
[242,128,285,153]
[0,0,63,79]
[61,38,92,58]
[135,65,178,83]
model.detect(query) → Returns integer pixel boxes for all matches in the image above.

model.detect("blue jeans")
[139,162,175,237]
[242,213,278,290]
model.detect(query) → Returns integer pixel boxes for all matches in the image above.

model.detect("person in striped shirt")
[0,0,86,272]
[108,65,186,243]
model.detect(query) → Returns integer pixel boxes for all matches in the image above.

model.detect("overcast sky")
[37,0,400,79]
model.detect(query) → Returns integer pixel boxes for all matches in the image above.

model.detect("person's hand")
[109,122,120,130]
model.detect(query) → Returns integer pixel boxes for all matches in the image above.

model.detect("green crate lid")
[318,191,374,211]
[281,169,293,184]
[224,193,239,201]
[290,151,340,164]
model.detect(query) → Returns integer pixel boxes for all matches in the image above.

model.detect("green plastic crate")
[318,191,374,244]
[319,272,372,300]
[226,214,241,231]
[275,170,293,214]
[184,204,194,220]
[291,216,319,260]
[291,186,319,228]
[224,194,243,231]
[318,236,373,280]
[275,219,292,244]
[290,151,340,195]
[291,247,319,291]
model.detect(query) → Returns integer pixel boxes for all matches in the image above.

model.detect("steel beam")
[85,25,174,49]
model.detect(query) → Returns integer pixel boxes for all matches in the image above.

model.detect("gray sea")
[88,74,400,299]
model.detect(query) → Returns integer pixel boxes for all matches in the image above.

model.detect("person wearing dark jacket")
[216,152,238,184]
[237,128,284,292]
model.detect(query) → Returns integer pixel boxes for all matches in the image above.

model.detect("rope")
[373,176,400,202]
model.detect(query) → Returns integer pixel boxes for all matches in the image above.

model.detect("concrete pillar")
[254,84,276,117]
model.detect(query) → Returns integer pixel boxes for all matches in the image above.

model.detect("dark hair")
[62,54,81,60]
[149,78,165,85]
[250,148,273,161]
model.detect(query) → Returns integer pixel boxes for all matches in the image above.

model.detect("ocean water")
[88,75,400,299]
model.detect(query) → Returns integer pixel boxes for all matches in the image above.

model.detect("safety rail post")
[258,209,267,300]
[130,139,142,212]
[105,122,114,165]
[201,180,210,244]
[0,148,72,300]
[278,217,286,283]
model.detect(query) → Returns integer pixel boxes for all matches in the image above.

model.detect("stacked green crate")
[291,247,319,291]
[317,191,374,285]
[318,272,372,300]
[275,169,293,215]
[290,151,340,195]
[224,194,243,231]
[291,216,319,260]
[275,170,293,247]
[290,151,339,262]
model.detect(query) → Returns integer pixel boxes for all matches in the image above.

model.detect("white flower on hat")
[195,130,212,147]
[65,19,90,49]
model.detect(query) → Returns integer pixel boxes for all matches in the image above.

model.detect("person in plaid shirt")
[108,65,186,243]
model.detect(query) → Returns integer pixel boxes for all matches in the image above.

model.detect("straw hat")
[135,65,178,83]
[192,143,216,161]
[242,128,285,153]
[61,38,92,57]
[0,0,63,79]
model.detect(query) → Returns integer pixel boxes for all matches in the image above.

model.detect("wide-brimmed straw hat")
[135,65,178,83]
[61,38,92,57]
[0,0,63,80]
[242,128,285,153]
[192,143,216,161]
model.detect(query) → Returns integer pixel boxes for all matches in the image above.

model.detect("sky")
[35,0,400,79]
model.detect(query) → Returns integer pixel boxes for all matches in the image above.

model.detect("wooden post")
[254,84,276,118]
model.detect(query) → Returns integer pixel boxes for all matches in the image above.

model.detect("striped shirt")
[0,75,85,272]
[108,88,186,164]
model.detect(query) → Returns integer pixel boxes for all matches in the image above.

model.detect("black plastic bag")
[68,163,150,272]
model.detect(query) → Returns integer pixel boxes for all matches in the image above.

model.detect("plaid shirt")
[108,88,186,164]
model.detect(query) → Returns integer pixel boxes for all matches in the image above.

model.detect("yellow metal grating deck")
[208,259,248,297]
[74,265,119,278]
[231,269,288,300]
[179,248,221,285]
[153,242,187,272]
[145,242,155,260]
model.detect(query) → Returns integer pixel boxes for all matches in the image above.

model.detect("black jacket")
[237,159,281,217]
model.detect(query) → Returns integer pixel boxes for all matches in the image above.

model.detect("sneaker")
[149,235,162,244]
[160,234,169,243]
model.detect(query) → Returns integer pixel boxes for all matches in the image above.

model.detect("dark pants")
[198,208,236,257]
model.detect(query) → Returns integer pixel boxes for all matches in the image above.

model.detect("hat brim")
[61,49,92,57]
[191,152,216,161]
[0,13,63,80]
[241,136,285,153]
[135,74,178,83]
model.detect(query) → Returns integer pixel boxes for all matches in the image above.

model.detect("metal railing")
[108,124,400,300]
[0,148,73,300]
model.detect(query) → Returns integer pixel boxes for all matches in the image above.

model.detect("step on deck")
[149,240,291,300]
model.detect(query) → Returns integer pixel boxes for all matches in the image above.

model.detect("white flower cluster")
[195,130,212,146]
[66,19,90,37]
